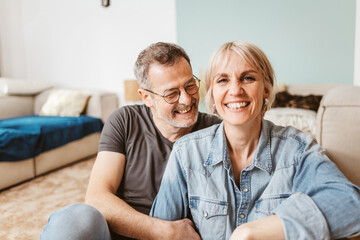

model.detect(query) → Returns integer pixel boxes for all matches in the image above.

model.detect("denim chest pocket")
[189,196,228,240]
[255,194,290,219]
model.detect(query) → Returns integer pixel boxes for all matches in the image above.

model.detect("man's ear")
[138,89,154,107]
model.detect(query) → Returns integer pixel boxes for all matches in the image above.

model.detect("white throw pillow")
[264,108,317,138]
[40,89,90,117]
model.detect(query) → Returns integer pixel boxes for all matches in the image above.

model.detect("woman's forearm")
[230,215,285,240]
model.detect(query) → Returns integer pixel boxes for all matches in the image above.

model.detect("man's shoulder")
[176,123,220,148]
[118,104,148,114]
[109,104,149,120]
[195,112,221,130]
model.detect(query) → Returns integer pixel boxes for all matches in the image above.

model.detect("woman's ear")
[263,87,270,99]
[138,89,154,107]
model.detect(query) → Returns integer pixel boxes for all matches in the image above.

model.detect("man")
[40,42,220,240]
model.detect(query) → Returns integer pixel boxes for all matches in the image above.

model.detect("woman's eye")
[217,78,228,83]
[243,76,255,82]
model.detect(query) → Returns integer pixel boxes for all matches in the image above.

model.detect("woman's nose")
[229,82,244,95]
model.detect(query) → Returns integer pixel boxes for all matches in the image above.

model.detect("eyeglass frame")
[142,75,201,104]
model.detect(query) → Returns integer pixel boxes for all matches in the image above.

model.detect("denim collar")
[204,121,227,167]
[253,119,273,174]
[204,119,272,174]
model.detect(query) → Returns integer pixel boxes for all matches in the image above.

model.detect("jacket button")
[203,211,208,217]
[240,214,245,219]
[243,188,249,193]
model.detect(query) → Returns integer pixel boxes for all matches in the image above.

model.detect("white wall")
[355,0,360,86]
[0,0,177,104]
[0,0,27,78]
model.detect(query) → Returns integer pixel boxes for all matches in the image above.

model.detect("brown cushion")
[272,91,322,112]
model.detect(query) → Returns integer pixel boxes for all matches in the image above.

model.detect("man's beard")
[153,98,199,128]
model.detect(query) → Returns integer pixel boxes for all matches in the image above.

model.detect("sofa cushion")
[0,78,52,95]
[0,115,103,161]
[39,89,90,117]
[264,108,317,137]
[272,91,322,112]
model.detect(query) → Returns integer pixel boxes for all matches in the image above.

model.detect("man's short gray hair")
[134,42,191,89]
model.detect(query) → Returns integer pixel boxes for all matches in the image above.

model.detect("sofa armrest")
[34,88,119,123]
[0,95,34,120]
[316,85,360,186]
[84,90,119,123]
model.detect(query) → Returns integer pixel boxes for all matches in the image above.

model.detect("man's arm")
[85,151,200,240]
[230,215,285,240]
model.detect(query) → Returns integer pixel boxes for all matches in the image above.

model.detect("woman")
[150,41,360,239]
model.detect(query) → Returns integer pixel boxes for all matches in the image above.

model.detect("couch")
[264,83,360,187]
[0,79,119,190]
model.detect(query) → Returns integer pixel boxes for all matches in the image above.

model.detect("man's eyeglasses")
[143,76,201,104]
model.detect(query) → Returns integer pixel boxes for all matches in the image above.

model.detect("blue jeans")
[40,203,111,240]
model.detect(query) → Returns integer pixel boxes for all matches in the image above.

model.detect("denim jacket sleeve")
[273,192,330,239]
[274,141,360,239]
[150,144,189,220]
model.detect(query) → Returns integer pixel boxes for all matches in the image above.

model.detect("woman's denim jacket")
[150,120,360,240]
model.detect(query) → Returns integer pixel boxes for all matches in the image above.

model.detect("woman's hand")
[230,215,285,240]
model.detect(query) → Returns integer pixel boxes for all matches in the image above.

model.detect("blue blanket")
[0,115,103,162]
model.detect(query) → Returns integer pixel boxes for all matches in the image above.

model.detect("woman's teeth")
[226,102,249,110]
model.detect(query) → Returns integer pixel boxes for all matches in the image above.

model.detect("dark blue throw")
[0,115,103,162]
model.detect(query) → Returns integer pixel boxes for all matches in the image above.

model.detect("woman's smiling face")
[212,51,269,127]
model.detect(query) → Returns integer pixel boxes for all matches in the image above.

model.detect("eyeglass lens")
[163,78,200,103]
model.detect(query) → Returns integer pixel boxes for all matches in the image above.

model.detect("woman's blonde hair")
[205,41,275,115]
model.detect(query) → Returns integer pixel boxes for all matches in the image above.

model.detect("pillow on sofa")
[272,91,322,112]
[264,108,317,137]
[39,89,90,117]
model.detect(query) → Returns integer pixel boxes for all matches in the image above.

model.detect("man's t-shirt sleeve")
[98,107,127,154]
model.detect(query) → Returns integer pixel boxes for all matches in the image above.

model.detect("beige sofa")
[265,84,360,187]
[316,85,360,187]
[0,86,118,190]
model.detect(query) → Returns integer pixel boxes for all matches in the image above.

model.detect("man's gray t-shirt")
[98,104,221,215]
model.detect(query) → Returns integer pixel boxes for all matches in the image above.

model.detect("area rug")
[0,156,95,240]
